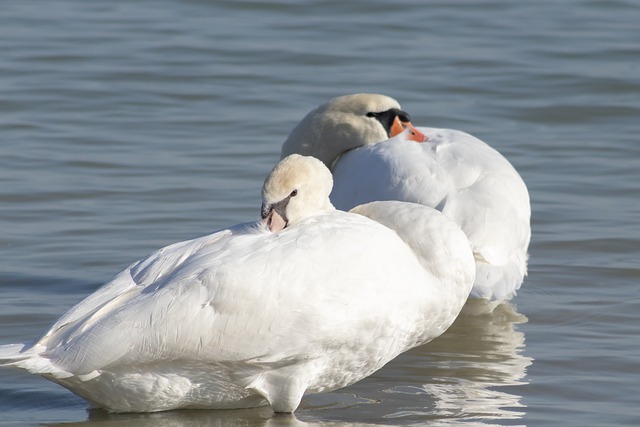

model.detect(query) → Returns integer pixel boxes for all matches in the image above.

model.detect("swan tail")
[472,258,526,302]
[0,343,29,363]
[0,343,73,379]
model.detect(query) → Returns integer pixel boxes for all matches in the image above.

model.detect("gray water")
[1,0,638,426]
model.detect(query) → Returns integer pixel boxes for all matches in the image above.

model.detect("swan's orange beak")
[390,117,427,142]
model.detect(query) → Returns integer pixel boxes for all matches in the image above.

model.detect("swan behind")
[282,94,530,302]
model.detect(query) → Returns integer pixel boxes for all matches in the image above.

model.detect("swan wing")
[39,213,432,377]
[36,224,254,353]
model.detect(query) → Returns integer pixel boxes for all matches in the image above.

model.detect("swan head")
[261,154,335,232]
[281,94,426,169]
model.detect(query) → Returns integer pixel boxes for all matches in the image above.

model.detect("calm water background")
[1,0,638,426]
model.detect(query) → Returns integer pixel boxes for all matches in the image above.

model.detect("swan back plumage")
[352,201,475,320]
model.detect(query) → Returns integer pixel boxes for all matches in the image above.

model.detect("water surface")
[1,1,639,426]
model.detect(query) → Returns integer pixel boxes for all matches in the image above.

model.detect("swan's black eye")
[290,189,298,197]
[366,112,376,118]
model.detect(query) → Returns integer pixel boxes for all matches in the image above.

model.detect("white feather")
[332,128,530,300]
[0,155,475,413]
[282,95,531,301]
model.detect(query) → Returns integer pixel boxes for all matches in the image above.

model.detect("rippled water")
[1,0,639,426]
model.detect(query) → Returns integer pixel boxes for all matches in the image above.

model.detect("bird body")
[282,94,531,301]
[1,155,475,413]
[332,127,530,300]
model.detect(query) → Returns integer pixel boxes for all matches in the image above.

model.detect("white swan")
[281,94,531,301]
[0,154,475,413]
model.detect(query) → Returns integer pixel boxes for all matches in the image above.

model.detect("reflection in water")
[378,300,532,425]
[50,407,278,427]
[45,406,381,427]
[44,301,530,427]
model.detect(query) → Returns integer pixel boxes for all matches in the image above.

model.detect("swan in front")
[0,154,475,413]
[281,94,531,302]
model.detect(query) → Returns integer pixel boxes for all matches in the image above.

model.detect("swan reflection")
[47,406,381,427]
[376,300,532,425]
